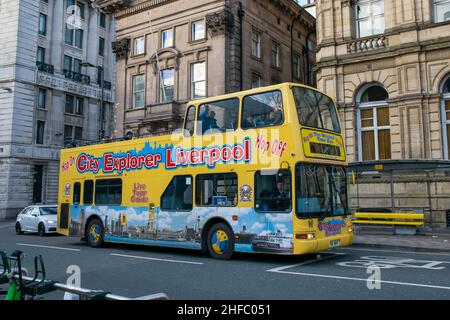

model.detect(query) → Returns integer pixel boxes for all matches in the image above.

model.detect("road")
[1,221,450,300]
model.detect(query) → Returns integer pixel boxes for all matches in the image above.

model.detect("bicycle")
[0,250,56,300]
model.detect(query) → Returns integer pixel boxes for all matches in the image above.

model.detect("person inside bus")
[265,111,282,126]
[270,174,290,211]
[199,106,219,134]
[242,114,255,129]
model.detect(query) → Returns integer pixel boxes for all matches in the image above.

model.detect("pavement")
[353,226,450,252]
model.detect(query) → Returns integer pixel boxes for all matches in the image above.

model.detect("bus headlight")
[296,233,316,240]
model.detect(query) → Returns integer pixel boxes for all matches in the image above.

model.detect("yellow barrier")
[353,212,425,227]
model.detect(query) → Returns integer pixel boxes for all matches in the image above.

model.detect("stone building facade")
[315,0,450,227]
[0,0,115,219]
[97,0,316,136]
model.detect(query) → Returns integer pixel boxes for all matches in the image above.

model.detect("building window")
[191,62,206,100]
[161,29,174,48]
[133,36,145,56]
[64,56,81,73]
[196,173,238,207]
[65,94,83,115]
[293,54,301,80]
[37,88,46,109]
[39,14,47,36]
[355,0,385,38]
[357,84,391,161]
[65,24,83,49]
[36,121,45,145]
[64,125,83,143]
[191,20,206,42]
[251,73,262,89]
[434,0,450,23]
[99,12,106,28]
[251,29,261,59]
[37,47,45,64]
[271,41,281,68]
[98,37,105,56]
[132,75,145,109]
[441,75,450,159]
[66,0,85,19]
[160,69,175,103]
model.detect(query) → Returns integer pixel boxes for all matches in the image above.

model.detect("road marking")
[16,243,81,252]
[334,247,450,258]
[267,264,450,291]
[111,253,204,265]
[296,252,347,266]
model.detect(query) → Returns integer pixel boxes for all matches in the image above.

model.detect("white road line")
[267,264,450,291]
[111,253,204,265]
[334,247,450,257]
[296,253,347,267]
[16,243,81,252]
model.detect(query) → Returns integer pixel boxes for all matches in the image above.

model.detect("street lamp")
[81,62,105,141]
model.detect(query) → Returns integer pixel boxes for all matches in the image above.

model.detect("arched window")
[356,84,391,161]
[355,0,385,38]
[441,75,450,159]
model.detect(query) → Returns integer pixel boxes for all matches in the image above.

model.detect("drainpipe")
[290,13,301,82]
[304,26,316,86]
[238,2,245,91]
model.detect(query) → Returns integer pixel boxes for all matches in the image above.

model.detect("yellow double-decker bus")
[57,83,353,259]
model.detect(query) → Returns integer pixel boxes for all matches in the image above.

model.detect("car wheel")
[38,223,46,237]
[86,219,104,248]
[15,223,23,235]
[206,223,234,260]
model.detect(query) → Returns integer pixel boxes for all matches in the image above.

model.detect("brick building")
[315,0,450,227]
[97,0,316,136]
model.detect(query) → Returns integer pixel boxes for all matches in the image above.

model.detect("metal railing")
[63,69,91,85]
[36,61,55,74]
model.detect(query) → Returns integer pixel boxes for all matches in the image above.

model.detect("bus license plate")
[330,240,340,248]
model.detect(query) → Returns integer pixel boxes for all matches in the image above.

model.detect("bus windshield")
[293,87,341,133]
[296,164,349,218]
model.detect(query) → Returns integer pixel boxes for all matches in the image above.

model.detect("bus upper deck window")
[197,98,239,135]
[184,106,196,137]
[242,90,284,130]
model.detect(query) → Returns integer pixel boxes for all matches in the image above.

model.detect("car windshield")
[40,207,57,215]
[293,86,341,133]
[296,164,349,218]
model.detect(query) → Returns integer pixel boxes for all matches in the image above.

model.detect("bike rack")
[1,249,169,300]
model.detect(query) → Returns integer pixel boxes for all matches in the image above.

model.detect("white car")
[15,205,58,236]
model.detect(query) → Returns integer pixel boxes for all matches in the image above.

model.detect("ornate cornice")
[96,0,178,18]
[112,38,130,60]
[206,9,235,37]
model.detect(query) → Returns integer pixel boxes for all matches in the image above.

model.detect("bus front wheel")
[206,223,234,260]
[86,219,104,248]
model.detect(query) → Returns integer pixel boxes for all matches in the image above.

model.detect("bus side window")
[184,106,196,137]
[83,180,94,205]
[197,98,239,135]
[73,182,81,205]
[161,176,193,211]
[95,179,122,206]
[241,90,284,129]
[196,173,238,207]
[255,170,291,213]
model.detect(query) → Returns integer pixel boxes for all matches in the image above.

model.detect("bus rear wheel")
[86,219,104,248]
[206,223,234,260]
